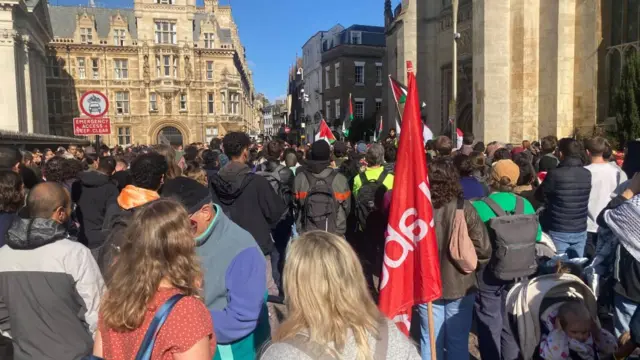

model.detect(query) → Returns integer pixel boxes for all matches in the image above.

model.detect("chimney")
[384,0,392,27]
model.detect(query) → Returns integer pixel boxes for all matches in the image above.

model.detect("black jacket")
[536,156,591,233]
[210,162,286,255]
[71,170,119,249]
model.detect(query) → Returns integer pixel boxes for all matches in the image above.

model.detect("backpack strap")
[483,197,507,217]
[373,320,389,360]
[135,294,185,360]
[513,195,526,215]
[282,334,338,360]
[376,171,389,186]
[359,172,368,185]
[456,197,464,210]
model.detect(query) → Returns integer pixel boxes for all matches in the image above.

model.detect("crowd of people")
[1,129,640,360]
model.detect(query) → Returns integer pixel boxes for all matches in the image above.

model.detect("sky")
[54,0,386,102]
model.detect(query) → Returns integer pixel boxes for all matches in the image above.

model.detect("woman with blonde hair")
[260,231,420,360]
[93,198,215,360]
[153,144,182,179]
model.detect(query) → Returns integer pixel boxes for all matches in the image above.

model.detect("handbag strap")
[135,293,185,360]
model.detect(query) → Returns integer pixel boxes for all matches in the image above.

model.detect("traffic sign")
[80,90,109,118]
[73,117,111,136]
[284,126,291,134]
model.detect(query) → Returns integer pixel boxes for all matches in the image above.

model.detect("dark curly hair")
[493,148,512,162]
[44,156,66,183]
[223,132,251,159]
[63,159,84,181]
[130,153,168,191]
[428,157,462,209]
[0,170,24,213]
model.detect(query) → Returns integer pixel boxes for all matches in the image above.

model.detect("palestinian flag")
[374,116,383,142]
[342,93,353,137]
[389,75,408,117]
[316,119,336,144]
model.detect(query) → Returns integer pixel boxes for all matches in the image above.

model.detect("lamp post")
[449,0,459,144]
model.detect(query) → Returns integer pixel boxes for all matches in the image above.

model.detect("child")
[540,300,617,360]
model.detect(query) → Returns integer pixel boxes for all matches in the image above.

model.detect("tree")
[614,53,640,148]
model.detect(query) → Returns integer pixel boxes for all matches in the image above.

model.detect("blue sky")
[53,0,385,102]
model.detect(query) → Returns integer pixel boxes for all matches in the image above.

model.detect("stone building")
[301,25,344,140]
[385,0,605,143]
[46,0,257,147]
[0,0,52,134]
[322,25,385,139]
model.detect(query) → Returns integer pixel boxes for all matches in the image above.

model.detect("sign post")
[76,91,111,142]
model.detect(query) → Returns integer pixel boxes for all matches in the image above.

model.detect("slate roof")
[48,6,138,39]
[48,5,232,44]
[323,24,385,51]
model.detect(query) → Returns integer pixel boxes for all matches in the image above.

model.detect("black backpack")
[300,171,338,233]
[94,207,134,278]
[483,196,538,281]
[355,171,389,228]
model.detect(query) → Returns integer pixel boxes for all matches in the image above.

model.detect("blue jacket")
[196,204,269,360]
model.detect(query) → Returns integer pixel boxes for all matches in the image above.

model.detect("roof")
[48,5,232,43]
[0,130,90,146]
[24,0,41,7]
[323,24,385,51]
[48,6,138,39]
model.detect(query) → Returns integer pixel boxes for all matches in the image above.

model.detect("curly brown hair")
[0,170,23,213]
[100,198,202,331]
[429,157,463,209]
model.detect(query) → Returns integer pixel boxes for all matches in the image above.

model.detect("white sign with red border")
[80,90,109,118]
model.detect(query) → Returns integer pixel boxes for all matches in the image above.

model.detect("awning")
[0,130,90,146]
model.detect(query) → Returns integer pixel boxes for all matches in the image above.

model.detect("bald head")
[27,182,70,221]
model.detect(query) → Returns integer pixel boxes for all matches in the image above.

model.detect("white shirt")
[585,162,627,232]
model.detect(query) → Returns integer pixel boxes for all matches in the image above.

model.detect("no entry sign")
[80,90,109,118]
[73,117,111,136]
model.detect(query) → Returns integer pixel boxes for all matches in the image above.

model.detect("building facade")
[46,0,257,147]
[0,0,52,134]
[385,0,604,143]
[301,25,344,140]
[322,25,385,140]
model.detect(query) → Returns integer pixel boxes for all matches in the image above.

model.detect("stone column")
[473,0,511,142]
[556,0,577,138]
[21,35,33,133]
[0,29,20,131]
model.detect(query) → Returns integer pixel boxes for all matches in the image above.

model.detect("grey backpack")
[483,196,538,281]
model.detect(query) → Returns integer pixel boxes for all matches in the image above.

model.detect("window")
[376,62,383,86]
[91,58,99,79]
[325,66,330,89]
[206,61,214,80]
[48,90,62,114]
[149,93,158,111]
[154,21,176,44]
[80,28,93,44]
[221,91,226,114]
[335,99,341,119]
[116,91,130,115]
[205,126,218,144]
[77,58,86,79]
[354,98,365,119]
[350,31,362,45]
[204,33,215,49]
[229,92,240,114]
[114,59,128,79]
[160,55,171,77]
[156,0,173,3]
[113,29,126,46]
[375,98,382,112]
[325,101,331,119]
[180,93,187,111]
[334,63,340,87]
[354,61,365,85]
[48,57,60,78]
[118,127,131,146]
[207,93,215,114]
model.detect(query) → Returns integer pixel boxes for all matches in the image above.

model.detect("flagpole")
[450,0,459,145]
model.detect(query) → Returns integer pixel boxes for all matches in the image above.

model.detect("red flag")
[378,61,442,334]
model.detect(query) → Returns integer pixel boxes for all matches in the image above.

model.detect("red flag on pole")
[378,61,442,335]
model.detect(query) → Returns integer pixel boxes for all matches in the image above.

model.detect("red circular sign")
[284,127,291,134]
[80,90,109,118]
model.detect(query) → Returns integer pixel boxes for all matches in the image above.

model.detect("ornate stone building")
[385,0,605,143]
[0,0,52,134]
[46,0,258,146]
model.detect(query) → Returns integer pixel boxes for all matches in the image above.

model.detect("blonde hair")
[183,165,208,186]
[100,198,202,331]
[275,231,382,360]
[152,144,182,179]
